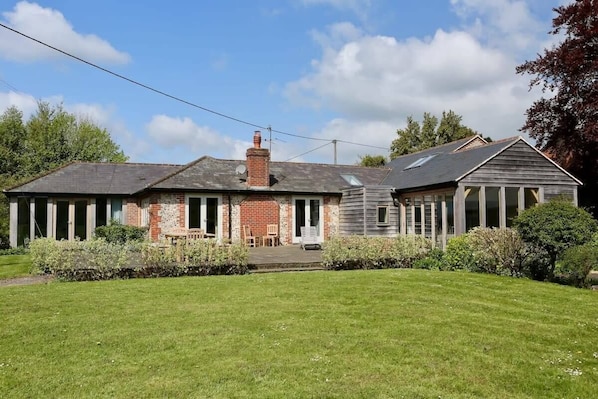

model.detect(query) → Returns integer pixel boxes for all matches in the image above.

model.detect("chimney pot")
[253,131,261,149]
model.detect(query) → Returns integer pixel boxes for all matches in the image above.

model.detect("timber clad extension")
[4,132,581,248]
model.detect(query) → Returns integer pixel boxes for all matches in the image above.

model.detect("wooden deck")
[248,245,324,273]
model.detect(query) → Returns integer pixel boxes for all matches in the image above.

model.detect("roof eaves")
[2,161,78,194]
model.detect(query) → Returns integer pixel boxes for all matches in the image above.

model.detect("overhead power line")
[0,22,389,152]
[285,142,332,162]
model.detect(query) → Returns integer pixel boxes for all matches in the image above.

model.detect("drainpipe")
[227,194,232,242]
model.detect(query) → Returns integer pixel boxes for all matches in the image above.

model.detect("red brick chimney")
[246,131,270,187]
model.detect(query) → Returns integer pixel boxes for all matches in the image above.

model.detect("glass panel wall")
[110,198,123,223]
[405,198,413,234]
[414,198,422,235]
[74,200,87,240]
[465,187,480,231]
[96,198,107,227]
[34,198,48,238]
[505,187,519,227]
[424,195,432,238]
[17,198,30,246]
[56,200,69,240]
[189,198,201,229]
[486,187,500,228]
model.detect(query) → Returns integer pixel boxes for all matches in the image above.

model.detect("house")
[4,132,581,249]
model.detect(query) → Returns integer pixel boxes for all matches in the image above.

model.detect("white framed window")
[377,206,389,226]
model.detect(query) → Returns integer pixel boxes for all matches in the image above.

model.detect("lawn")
[0,255,31,279]
[1,270,597,398]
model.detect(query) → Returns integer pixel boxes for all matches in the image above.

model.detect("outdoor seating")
[262,224,279,247]
[300,226,321,250]
[186,228,205,241]
[242,225,256,247]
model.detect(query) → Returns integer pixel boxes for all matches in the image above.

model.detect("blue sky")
[0,0,564,165]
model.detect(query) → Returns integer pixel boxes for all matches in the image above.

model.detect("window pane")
[435,195,443,244]
[486,187,500,228]
[295,199,306,237]
[505,187,519,227]
[75,200,87,240]
[34,198,48,238]
[424,195,432,238]
[17,198,30,246]
[206,198,218,235]
[465,187,480,231]
[414,198,422,235]
[111,198,123,223]
[405,198,413,234]
[56,200,69,240]
[189,198,201,229]
[377,206,388,225]
[96,198,107,227]
[525,188,539,209]
[446,195,454,236]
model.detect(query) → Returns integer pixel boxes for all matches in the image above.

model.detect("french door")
[55,199,89,240]
[292,197,323,244]
[186,195,221,237]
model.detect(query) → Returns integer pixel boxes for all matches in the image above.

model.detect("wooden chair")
[242,225,256,247]
[186,228,205,241]
[262,224,279,247]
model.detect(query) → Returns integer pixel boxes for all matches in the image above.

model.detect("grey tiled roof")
[381,136,519,191]
[151,156,391,194]
[5,162,182,195]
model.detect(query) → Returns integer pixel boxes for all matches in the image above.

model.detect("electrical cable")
[284,141,332,162]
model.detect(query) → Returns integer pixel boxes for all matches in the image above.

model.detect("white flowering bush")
[30,237,249,281]
[323,235,432,270]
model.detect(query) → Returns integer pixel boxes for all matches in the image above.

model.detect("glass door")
[186,195,221,238]
[55,200,69,240]
[293,197,322,243]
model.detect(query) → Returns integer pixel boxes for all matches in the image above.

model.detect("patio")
[248,245,324,273]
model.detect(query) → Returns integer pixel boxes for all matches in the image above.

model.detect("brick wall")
[240,195,279,240]
[125,198,139,226]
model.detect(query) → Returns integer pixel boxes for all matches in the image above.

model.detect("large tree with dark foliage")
[516,0,598,213]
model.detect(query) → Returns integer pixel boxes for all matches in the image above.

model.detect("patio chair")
[262,224,279,247]
[300,226,321,250]
[242,225,256,247]
[186,228,205,241]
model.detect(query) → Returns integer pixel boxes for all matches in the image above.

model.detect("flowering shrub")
[322,235,432,270]
[442,235,478,272]
[467,227,528,277]
[30,237,249,281]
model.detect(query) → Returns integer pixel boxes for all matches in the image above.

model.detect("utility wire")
[0,22,390,152]
[0,76,19,92]
[285,141,332,162]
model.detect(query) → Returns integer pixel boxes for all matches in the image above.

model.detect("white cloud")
[450,0,546,53]
[146,115,253,160]
[0,90,38,116]
[0,1,130,64]
[285,16,546,145]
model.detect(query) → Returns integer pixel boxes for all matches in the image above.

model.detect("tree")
[24,102,127,176]
[516,0,598,213]
[358,154,387,167]
[390,110,478,159]
[0,102,128,247]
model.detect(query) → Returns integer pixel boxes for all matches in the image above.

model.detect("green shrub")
[0,247,29,256]
[94,221,147,244]
[323,235,432,270]
[413,248,444,270]
[442,234,478,271]
[558,244,598,288]
[467,227,528,277]
[514,200,598,278]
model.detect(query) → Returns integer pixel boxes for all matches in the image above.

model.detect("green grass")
[0,255,31,279]
[1,270,597,398]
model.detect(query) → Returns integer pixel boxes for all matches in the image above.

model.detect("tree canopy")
[390,111,479,159]
[0,102,127,247]
[516,0,598,212]
[358,154,387,167]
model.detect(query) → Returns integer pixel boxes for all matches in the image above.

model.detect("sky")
[0,0,566,166]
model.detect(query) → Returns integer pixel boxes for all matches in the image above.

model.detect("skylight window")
[341,174,363,186]
[404,154,437,170]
